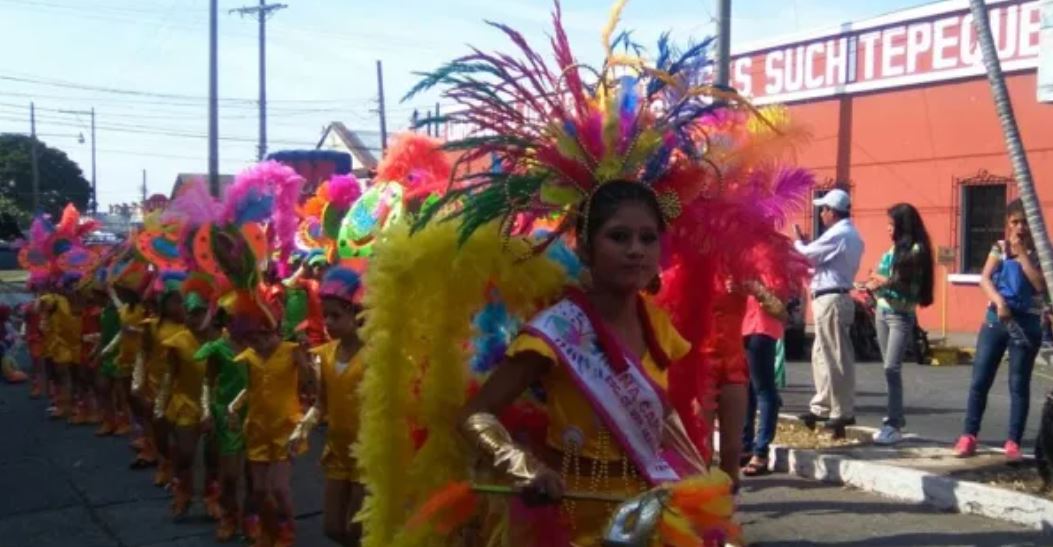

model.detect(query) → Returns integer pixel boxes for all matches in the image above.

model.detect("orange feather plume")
[405,480,479,534]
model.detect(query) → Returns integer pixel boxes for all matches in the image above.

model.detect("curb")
[767,440,1053,534]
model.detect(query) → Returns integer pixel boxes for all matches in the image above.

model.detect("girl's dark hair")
[1007,198,1025,218]
[574,180,666,249]
[888,203,935,307]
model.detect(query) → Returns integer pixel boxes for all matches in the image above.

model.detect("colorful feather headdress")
[406,0,761,248]
[19,204,101,282]
[336,133,451,260]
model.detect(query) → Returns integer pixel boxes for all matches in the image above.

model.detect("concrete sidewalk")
[780,359,1053,447]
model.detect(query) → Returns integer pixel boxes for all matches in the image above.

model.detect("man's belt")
[812,287,850,299]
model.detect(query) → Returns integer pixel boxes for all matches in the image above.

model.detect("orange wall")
[787,72,1053,336]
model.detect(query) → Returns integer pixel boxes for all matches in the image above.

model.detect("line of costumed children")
[16,3,814,547]
[15,130,457,547]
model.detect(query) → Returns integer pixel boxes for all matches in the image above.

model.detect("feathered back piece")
[375,133,452,202]
[209,161,303,287]
[406,0,761,247]
[297,174,363,259]
[222,160,305,268]
[18,214,54,276]
[20,204,100,281]
[658,106,814,456]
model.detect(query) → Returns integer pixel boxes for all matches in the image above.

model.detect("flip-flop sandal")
[742,459,770,477]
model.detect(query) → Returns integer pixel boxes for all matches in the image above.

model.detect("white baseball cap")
[813,189,851,212]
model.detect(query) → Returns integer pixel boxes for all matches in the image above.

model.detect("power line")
[0,73,371,106]
[0,114,317,146]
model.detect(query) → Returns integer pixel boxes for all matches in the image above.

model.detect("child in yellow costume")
[153,284,215,518]
[295,266,367,546]
[40,276,83,420]
[226,293,312,547]
[110,261,151,447]
[136,274,186,487]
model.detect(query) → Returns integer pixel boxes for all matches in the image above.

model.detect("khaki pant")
[809,293,856,419]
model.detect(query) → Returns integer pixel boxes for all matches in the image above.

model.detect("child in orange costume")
[298,267,366,546]
[23,279,46,397]
[74,288,102,425]
[227,293,312,547]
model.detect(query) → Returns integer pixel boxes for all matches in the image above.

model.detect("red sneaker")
[1004,440,1023,462]
[953,434,977,458]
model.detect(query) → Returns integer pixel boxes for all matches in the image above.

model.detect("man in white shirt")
[793,189,865,436]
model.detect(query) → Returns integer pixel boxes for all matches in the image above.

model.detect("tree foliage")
[0,134,91,222]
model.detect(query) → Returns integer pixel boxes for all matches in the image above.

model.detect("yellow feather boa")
[356,220,567,547]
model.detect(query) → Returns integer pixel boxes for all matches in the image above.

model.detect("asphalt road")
[780,359,1053,447]
[1,373,1049,547]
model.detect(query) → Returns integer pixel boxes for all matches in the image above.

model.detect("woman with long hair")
[864,203,934,444]
[954,199,1045,461]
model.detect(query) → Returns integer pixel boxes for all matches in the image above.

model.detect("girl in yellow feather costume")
[350,1,785,545]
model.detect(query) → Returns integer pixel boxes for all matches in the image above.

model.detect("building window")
[960,183,1006,273]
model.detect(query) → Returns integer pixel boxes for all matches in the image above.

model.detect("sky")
[0,0,928,209]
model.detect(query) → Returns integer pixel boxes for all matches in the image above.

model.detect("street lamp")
[58,107,96,215]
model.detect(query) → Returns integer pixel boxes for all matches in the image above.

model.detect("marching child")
[305,266,367,546]
[227,293,312,547]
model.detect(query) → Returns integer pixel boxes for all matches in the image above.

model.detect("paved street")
[3,376,1049,547]
[780,359,1053,447]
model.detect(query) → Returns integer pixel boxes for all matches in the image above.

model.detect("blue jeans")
[963,310,1042,444]
[743,334,781,458]
[876,308,914,428]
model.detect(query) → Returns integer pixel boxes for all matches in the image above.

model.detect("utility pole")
[141,169,148,203]
[59,107,97,215]
[715,0,732,87]
[376,60,388,155]
[90,107,96,214]
[434,102,441,139]
[30,102,40,212]
[231,0,287,160]
[208,0,220,197]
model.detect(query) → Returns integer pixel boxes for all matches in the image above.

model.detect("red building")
[730,0,1051,338]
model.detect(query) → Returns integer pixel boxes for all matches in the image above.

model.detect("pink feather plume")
[222,160,305,273]
[326,174,362,209]
[165,178,221,226]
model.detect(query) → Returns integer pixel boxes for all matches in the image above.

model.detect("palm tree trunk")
[969,0,1053,292]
